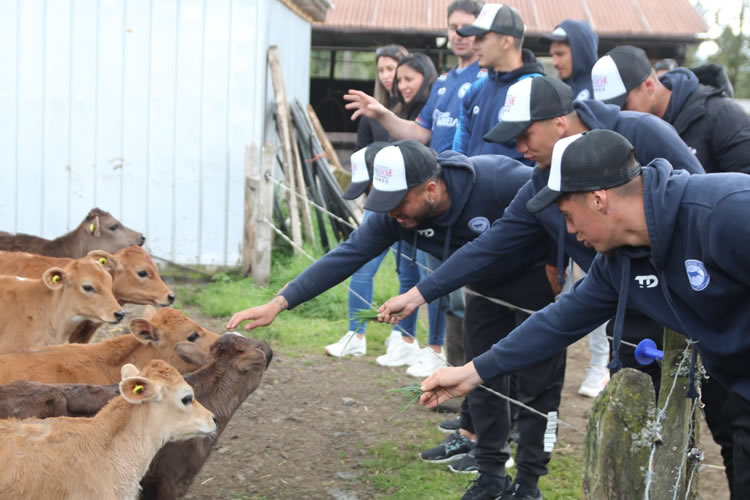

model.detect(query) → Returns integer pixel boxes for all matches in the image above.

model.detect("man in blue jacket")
[227,139,561,500]
[591,45,750,174]
[379,77,704,385]
[541,19,598,101]
[452,3,544,160]
[417,129,750,498]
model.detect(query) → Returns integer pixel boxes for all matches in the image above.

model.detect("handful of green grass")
[386,384,424,419]
[352,308,381,322]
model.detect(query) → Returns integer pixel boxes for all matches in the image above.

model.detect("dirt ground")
[104,304,730,499]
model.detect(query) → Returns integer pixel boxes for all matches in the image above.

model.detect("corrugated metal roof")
[319,0,707,37]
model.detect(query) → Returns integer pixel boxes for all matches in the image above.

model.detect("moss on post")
[583,368,656,500]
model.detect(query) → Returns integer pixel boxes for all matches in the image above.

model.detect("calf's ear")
[129,318,161,344]
[120,376,156,404]
[42,267,67,290]
[174,341,209,367]
[87,250,121,273]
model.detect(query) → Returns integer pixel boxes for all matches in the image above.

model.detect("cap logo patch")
[349,148,370,184]
[685,259,710,291]
[473,3,503,30]
[468,216,490,233]
[372,146,408,193]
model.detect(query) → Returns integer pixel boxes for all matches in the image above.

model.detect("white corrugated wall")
[0,0,311,266]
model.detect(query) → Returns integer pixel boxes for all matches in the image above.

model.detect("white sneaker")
[384,330,402,348]
[406,348,447,377]
[578,366,610,398]
[376,336,420,367]
[325,331,366,357]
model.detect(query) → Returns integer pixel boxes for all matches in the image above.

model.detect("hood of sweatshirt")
[660,68,700,124]
[558,20,598,100]
[486,49,545,84]
[573,99,620,130]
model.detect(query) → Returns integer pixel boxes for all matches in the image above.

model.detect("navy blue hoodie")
[280,152,547,309]
[416,100,704,303]
[473,162,750,401]
[453,49,544,160]
[557,20,598,101]
[660,67,750,174]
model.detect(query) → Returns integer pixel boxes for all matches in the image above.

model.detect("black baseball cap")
[457,3,525,38]
[484,76,573,144]
[364,140,439,213]
[342,142,389,200]
[540,25,568,43]
[526,129,641,213]
[591,45,653,107]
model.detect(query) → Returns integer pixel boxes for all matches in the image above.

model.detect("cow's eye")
[181,395,193,406]
[82,284,95,293]
[137,270,148,278]
[187,332,200,342]
[109,224,120,231]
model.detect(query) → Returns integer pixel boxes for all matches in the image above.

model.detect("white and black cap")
[526,129,641,213]
[592,45,653,108]
[540,25,568,43]
[457,3,525,38]
[342,142,389,200]
[364,140,439,213]
[484,76,573,144]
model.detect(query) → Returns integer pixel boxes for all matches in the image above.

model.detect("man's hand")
[379,286,426,324]
[343,90,388,121]
[226,295,288,331]
[545,264,565,296]
[419,362,484,408]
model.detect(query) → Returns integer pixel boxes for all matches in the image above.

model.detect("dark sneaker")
[449,450,479,474]
[501,482,543,500]
[420,431,475,463]
[438,416,461,434]
[462,473,512,500]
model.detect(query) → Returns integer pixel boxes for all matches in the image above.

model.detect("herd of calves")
[0,208,273,499]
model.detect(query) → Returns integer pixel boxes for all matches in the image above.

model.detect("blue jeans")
[348,212,419,336]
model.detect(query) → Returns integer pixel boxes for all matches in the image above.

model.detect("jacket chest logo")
[685,259,710,291]
[468,217,490,233]
[458,82,472,99]
[635,275,659,288]
[417,228,435,238]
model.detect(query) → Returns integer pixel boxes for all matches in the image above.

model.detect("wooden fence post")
[651,329,701,499]
[583,368,656,499]
[243,142,275,286]
[268,45,302,250]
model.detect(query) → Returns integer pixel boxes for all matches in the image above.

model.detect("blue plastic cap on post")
[634,338,663,366]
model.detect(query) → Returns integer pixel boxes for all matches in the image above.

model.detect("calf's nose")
[114,310,126,323]
[139,234,146,245]
[167,293,176,304]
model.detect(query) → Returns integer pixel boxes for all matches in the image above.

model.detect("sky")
[692,0,748,59]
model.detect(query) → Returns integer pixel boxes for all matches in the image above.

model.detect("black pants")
[703,376,739,498]
[463,266,563,480]
[725,390,750,500]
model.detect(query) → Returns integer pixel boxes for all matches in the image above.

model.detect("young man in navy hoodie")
[452,3,544,160]
[417,129,750,499]
[592,45,750,174]
[226,139,560,500]
[541,19,598,101]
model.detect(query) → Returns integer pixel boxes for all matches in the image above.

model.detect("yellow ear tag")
[52,275,61,284]
[133,384,144,395]
[98,257,108,265]
[89,223,95,233]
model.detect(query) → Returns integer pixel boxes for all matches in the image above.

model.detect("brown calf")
[0,246,176,344]
[0,333,272,499]
[0,246,174,306]
[0,207,145,258]
[0,360,216,500]
[0,307,219,385]
[0,258,125,352]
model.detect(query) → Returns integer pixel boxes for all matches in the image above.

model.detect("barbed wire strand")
[262,217,583,434]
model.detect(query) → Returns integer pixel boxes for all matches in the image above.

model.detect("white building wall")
[0,0,311,266]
